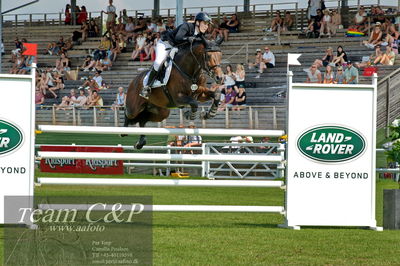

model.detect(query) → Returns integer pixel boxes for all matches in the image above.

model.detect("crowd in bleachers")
[7,1,400,112]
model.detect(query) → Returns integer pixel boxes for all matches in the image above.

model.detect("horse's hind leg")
[178,96,198,120]
[120,113,130,137]
[201,87,221,120]
[135,117,148,150]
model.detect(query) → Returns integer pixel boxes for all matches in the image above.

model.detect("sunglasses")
[265,49,269,50]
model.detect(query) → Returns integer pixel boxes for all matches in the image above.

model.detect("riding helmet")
[195,12,212,23]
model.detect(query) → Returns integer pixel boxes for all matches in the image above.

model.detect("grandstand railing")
[377,67,400,136]
[2,0,393,29]
[35,105,286,130]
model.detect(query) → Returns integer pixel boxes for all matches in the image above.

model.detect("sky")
[3,0,399,17]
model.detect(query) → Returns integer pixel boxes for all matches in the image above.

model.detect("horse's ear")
[215,35,224,46]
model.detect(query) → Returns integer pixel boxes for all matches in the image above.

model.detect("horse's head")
[205,36,224,84]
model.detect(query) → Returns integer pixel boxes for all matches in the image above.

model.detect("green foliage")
[385,141,400,163]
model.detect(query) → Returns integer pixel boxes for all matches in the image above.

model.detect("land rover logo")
[297,125,366,163]
[0,120,23,156]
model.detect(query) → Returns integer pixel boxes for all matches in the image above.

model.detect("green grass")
[0,130,396,265]
[1,172,399,265]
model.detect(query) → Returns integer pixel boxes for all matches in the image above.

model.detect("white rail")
[38,204,285,213]
[37,125,285,137]
[37,178,284,188]
[37,151,284,163]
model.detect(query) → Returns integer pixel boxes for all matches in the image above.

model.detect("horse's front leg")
[201,87,221,120]
[177,96,198,120]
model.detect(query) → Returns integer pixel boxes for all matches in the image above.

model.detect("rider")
[140,12,212,99]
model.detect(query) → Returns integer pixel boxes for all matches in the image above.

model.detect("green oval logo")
[0,120,23,156]
[297,125,366,163]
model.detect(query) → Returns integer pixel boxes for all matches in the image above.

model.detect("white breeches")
[154,40,172,71]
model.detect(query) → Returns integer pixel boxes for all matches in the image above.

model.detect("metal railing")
[35,105,286,130]
[4,0,395,28]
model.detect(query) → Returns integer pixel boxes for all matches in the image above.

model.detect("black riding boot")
[140,68,158,99]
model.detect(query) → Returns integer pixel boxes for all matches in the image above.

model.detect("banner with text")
[286,73,378,228]
[40,146,124,175]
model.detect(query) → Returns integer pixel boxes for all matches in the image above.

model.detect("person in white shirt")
[71,89,87,107]
[256,47,275,78]
[104,0,116,34]
[319,9,331,37]
[93,71,103,88]
[130,32,147,61]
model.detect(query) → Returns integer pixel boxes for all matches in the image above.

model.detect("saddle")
[143,47,179,89]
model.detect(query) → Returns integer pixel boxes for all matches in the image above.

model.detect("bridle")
[171,41,222,86]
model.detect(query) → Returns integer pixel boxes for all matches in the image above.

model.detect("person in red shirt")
[65,4,71,25]
[77,6,88,25]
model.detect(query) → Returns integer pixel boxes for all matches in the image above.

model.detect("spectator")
[155,19,166,33]
[343,61,358,84]
[380,33,395,48]
[334,66,345,84]
[319,9,331,37]
[61,38,74,54]
[19,55,35,74]
[143,33,155,60]
[93,36,111,61]
[234,64,245,89]
[88,19,100,37]
[165,17,175,31]
[387,19,400,40]
[65,4,71,25]
[353,6,367,32]
[46,36,65,56]
[146,19,157,33]
[96,57,112,71]
[109,34,119,61]
[305,18,320,38]
[283,11,294,31]
[358,45,382,68]
[248,48,262,69]
[112,87,126,109]
[79,76,98,90]
[35,87,45,109]
[223,65,236,88]
[184,123,202,148]
[9,53,25,74]
[308,0,321,21]
[269,11,283,32]
[87,90,103,107]
[233,84,246,111]
[225,14,240,36]
[10,38,23,63]
[68,89,78,105]
[93,71,103,88]
[55,96,71,110]
[175,124,186,146]
[55,52,71,73]
[133,17,148,34]
[314,47,334,68]
[363,23,382,49]
[374,45,396,65]
[70,89,87,108]
[332,45,348,66]
[81,55,96,71]
[121,9,128,26]
[72,21,89,42]
[330,9,341,36]
[130,32,146,61]
[123,16,135,40]
[117,33,127,53]
[212,15,228,38]
[104,0,116,35]
[323,65,335,84]
[218,86,236,110]
[256,46,275,78]
[305,64,322,83]
[77,6,88,25]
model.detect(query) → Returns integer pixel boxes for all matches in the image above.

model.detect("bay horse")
[124,37,224,149]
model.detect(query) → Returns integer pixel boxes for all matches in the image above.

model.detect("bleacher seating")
[3,5,399,129]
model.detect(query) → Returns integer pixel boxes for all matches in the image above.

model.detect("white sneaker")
[83,68,89,72]
[255,74,260,79]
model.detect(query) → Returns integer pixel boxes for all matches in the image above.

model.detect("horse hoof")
[135,140,147,150]
[120,134,128,137]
